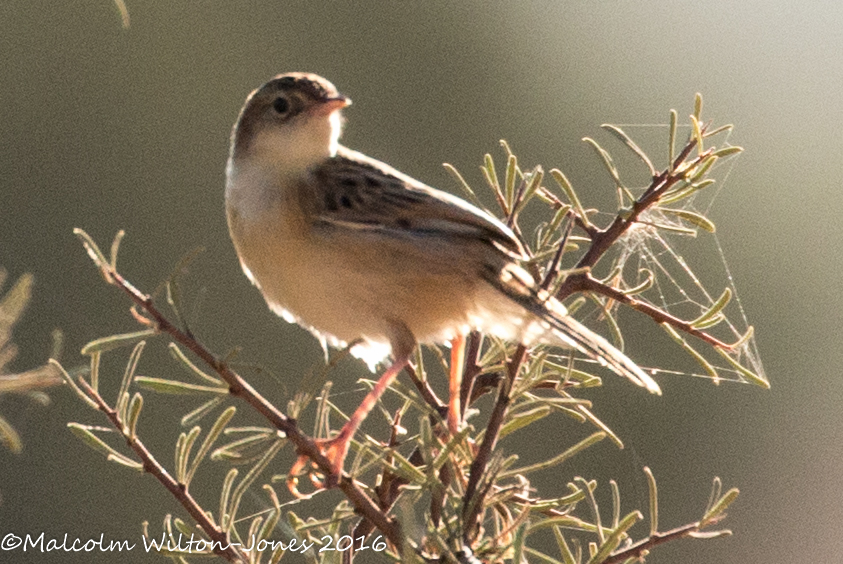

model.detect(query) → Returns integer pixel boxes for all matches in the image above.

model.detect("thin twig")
[99,266,404,553]
[601,520,730,564]
[540,210,575,291]
[405,363,446,413]
[462,343,528,541]
[566,274,733,350]
[557,133,711,292]
[76,378,248,563]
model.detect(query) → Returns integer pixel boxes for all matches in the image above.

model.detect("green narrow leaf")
[443,163,483,207]
[731,325,755,349]
[174,432,187,483]
[119,392,132,425]
[576,475,604,544]
[687,155,718,183]
[500,432,606,478]
[127,392,143,440]
[539,204,573,248]
[573,402,622,447]
[134,376,228,395]
[429,425,472,472]
[550,169,592,229]
[0,272,33,323]
[482,153,509,215]
[505,153,518,209]
[700,488,740,527]
[257,508,280,545]
[167,343,225,386]
[109,229,126,270]
[0,413,22,454]
[524,547,566,564]
[185,406,237,485]
[691,288,732,327]
[586,511,642,564]
[499,405,552,439]
[117,341,146,418]
[703,123,734,138]
[484,153,500,191]
[707,476,723,513]
[610,480,620,529]
[245,516,263,551]
[693,92,703,121]
[268,543,286,564]
[500,138,515,157]
[711,145,743,159]
[51,359,98,409]
[106,452,144,471]
[511,522,528,564]
[219,468,239,531]
[661,323,718,380]
[89,349,100,391]
[716,348,769,388]
[644,466,658,535]
[693,313,725,330]
[621,269,654,295]
[73,228,108,269]
[659,178,716,205]
[690,115,704,154]
[530,488,591,511]
[583,137,625,195]
[226,439,284,531]
[68,423,124,460]
[172,518,195,538]
[80,329,157,356]
[514,167,545,216]
[529,515,597,534]
[640,219,698,236]
[177,426,201,484]
[602,124,656,177]
[212,432,273,462]
[553,527,577,564]
[564,295,587,316]
[659,208,717,233]
[480,153,503,195]
[181,396,226,427]
[387,448,428,484]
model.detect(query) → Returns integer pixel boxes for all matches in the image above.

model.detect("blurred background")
[1,1,840,562]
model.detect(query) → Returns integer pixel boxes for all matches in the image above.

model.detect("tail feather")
[542,306,661,395]
[489,266,661,395]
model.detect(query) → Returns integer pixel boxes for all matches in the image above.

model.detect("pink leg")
[288,348,412,496]
[448,334,465,435]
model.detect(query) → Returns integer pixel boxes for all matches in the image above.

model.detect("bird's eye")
[272,97,290,114]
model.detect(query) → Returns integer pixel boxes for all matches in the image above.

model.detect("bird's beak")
[313,95,351,115]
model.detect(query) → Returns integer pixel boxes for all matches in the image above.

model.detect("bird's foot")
[286,436,350,498]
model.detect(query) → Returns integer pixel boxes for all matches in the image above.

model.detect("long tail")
[539,302,661,394]
[489,267,661,395]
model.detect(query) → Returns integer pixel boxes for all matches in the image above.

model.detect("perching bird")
[225,72,660,484]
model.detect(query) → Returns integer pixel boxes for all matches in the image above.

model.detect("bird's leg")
[288,331,414,496]
[448,334,466,435]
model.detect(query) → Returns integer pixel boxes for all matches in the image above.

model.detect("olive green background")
[1,2,841,563]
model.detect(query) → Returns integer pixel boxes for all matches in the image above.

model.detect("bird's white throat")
[257,109,342,174]
[226,109,343,219]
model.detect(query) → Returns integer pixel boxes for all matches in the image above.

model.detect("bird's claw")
[286,436,349,498]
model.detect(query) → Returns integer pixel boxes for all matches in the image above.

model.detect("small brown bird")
[225,73,660,484]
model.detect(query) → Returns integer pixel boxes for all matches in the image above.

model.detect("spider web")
[572,123,767,386]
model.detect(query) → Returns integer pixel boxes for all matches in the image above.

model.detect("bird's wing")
[302,146,525,257]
